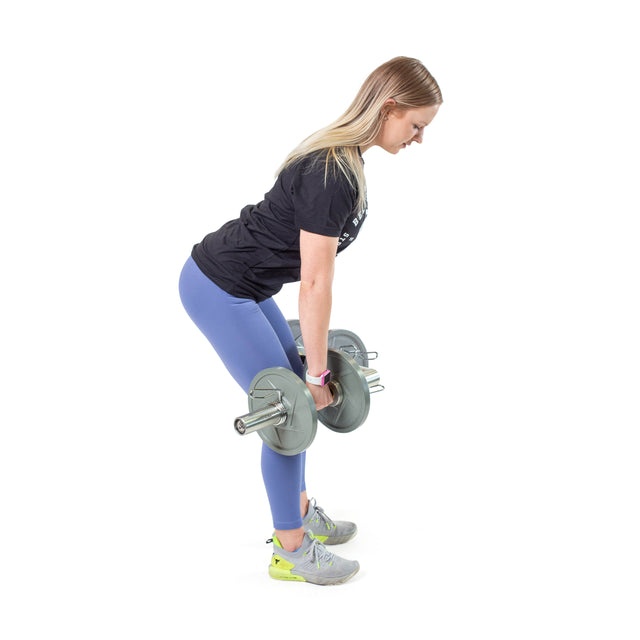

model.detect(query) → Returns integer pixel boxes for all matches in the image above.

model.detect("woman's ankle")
[276,527,305,552]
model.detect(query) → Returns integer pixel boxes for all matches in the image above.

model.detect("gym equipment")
[234,349,383,455]
[317,348,383,433]
[328,328,378,368]
[287,319,304,356]
[287,319,378,367]
[235,366,317,456]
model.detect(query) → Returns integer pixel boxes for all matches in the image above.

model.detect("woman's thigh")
[179,256,293,392]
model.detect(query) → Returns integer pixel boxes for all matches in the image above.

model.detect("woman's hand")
[306,382,333,411]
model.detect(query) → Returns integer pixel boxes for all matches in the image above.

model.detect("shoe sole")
[269,564,359,586]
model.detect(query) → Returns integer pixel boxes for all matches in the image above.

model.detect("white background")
[1,1,639,638]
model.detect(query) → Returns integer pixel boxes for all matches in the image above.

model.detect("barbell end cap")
[234,418,247,435]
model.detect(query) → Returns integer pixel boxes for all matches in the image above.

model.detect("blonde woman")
[179,56,442,585]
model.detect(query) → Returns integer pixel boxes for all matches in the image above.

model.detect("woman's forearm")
[298,281,332,376]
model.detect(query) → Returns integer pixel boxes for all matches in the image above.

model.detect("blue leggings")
[179,256,306,530]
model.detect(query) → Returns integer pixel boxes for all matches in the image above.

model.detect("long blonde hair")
[278,56,443,211]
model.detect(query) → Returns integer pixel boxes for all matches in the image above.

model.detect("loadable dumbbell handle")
[234,364,382,435]
[235,384,344,432]
[235,402,286,435]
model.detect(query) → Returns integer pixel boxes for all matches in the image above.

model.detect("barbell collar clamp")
[343,349,379,361]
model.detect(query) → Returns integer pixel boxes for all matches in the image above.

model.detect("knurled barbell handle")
[234,402,287,435]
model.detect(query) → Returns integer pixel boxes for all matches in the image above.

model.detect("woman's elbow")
[299,276,333,294]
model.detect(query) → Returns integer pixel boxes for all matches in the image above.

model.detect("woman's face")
[375,104,440,154]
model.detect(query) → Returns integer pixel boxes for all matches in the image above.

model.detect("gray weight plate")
[318,349,370,433]
[248,367,317,456]
[287,319,305,359]
[328,329,369,368]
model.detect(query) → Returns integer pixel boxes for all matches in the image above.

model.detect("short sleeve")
[290,158,356,237]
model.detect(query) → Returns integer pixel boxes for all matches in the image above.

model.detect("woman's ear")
[381,98,397,120]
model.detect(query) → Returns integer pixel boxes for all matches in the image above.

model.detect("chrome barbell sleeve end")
[360,367,381,390]
[234,403,287,436]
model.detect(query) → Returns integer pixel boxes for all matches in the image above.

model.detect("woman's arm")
[298,229,338,410]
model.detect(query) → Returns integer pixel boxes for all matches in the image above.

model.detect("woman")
[179,56,442,585]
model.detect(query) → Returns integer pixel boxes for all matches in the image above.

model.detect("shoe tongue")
[306,502,317,520]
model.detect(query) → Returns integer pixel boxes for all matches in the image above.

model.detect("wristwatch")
[305,369,332,386]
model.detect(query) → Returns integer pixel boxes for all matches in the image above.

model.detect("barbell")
[233,328,383,455]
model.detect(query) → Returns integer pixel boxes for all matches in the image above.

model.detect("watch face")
[323,371,332,385]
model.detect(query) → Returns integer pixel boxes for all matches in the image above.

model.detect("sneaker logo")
[274,558,280,565]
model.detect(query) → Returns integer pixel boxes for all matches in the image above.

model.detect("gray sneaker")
[268,531,360,585]
[302,498,357,545]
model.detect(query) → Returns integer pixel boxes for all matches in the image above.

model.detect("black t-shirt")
[191,150,368,302]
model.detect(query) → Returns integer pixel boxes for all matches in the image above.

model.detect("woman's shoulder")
[286,149,329,175]
[289,148,358,183]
